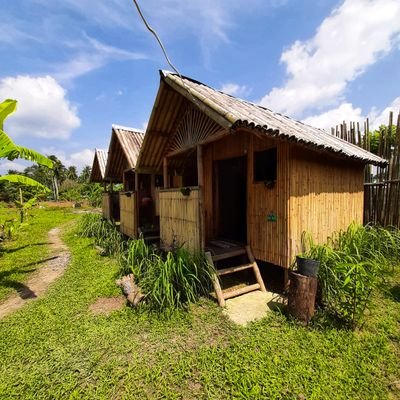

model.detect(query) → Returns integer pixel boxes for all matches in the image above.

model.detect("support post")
[163,157,168,189]
[197,145,205,250]
[135,172,139,236]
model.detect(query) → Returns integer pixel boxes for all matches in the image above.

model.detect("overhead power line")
[131,0,182,78]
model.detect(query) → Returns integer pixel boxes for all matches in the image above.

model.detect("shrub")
[125,238,215,311]
[78,213,125,256]
[303,223,400,329]
[79,215,216,312]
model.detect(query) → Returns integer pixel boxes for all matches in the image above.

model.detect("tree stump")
[288,271,318,325]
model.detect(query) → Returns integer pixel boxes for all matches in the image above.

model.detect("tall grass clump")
[124,238,215,312]
[78,213,126,256]
[303,223,400,329]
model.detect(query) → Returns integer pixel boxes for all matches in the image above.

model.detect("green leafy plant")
[125,239,215,312]
[0,100,53,168]
[303,223,400,329]
[78,213,126,256]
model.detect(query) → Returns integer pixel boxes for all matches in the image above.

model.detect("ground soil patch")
[89,296,126,315]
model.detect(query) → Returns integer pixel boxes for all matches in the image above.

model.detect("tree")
[67,166,78,181]
[0,99,53,219]
[48,155,67,201]
[0,100,53,169]
[79,166,91,183]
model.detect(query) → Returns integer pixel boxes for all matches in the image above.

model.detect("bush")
[124,238,215,311]
[79,214,216,312]
[78,213,126,256]
[303,223,400,329]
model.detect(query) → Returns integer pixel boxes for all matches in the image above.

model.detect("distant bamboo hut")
[130,71,385,295]
[90,149,107,183]
[102,125,144,226]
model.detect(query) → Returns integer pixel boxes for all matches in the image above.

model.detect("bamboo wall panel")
[288,146,364,264]
[202,132,249,243]
[119,192,136,237]
[159,188,201,251]
[202,131,289,266]
[247,136,289,267]
[154,187,160,216]
[102,193,111,220]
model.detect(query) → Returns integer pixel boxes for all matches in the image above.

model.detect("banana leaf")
[0,174,50,192]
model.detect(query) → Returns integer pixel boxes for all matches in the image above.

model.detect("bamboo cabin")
[89,149,112,219]
[132,71,386,298]
[102,125,144,228]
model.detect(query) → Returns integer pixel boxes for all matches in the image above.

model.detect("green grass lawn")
[0,210,399,399]
[0,206,76,301]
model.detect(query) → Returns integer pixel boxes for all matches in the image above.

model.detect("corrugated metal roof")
[161,71,387,166]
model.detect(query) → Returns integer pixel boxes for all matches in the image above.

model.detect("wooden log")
[287,271,318,325]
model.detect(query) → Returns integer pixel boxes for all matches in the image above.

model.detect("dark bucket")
[296,256,320,277]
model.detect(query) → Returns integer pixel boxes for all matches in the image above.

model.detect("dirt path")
[0,227,70,319]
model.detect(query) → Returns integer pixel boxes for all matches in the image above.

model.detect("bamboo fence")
[331,110,400,227]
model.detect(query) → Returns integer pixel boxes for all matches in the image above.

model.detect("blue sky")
[1,0,400,173]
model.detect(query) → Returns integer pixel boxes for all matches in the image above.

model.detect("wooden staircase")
[205,245,266,307]
[138,226,160,245]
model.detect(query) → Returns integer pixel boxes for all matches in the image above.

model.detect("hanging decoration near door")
[267,212,277,222]
[167,106,225,154]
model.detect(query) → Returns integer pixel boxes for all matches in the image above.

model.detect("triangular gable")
[89,149,107,183]
[104,125,144,181]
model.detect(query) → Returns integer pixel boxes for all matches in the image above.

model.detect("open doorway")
[215,156,247,243]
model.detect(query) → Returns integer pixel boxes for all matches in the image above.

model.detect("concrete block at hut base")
[223,291,285,326]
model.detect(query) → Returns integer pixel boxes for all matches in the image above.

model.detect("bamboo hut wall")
[248,136,289,268]
[288,146,364,264]
[102,193,111,220]
[202,133,248,242]
[154,187,160,216]
[119,192,136,237]
[202,131,289,266]
[159,187,201,251]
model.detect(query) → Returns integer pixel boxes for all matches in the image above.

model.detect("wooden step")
[222,283,261,300]
[217,263,254,276]
[144,235,160,241]
[206,246,267,308]
[211,248,247,262]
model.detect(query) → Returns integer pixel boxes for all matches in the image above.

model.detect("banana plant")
[0,99,53,168]
[0,99,53,223]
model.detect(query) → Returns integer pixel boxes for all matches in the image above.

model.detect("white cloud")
[141,121,148,131]
[0,75,80,140]
[369,96,400,129]
[31,0,134,30]
[0,160,28,175]
[32,0,285,65]
[54,34,147,81]
[0,23,40,46]
[69,149,95,170]
[260,0,400,117]
[303,103,364,132]
[143,0,285,63]
[42,147,94,171]
[220,83,251,97]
